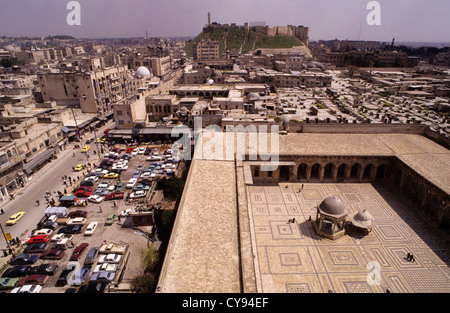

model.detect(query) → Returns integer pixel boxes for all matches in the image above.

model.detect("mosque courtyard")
[247,182,450,293]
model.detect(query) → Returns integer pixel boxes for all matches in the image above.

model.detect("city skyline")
[0,0,450,43]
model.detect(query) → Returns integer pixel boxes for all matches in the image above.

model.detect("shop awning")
[22,148,56,174]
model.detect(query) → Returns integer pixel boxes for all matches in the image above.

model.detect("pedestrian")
[36,200,40,206]
[0,208,4,215]
[407,253,411,261]
[99,206,103,213]
[113,201,116,208]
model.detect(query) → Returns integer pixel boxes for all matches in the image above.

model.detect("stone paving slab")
[247,182,450,293]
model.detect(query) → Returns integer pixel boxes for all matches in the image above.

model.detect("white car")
[140,172,152,178]
[10,284,42,293]
[131,149,139,156]
[97,183,115,191]
[88,195,104,203]
[32,228,54,237]
[98,253,122,264]
[84,175,99,181]
[67,217,86,225]
[130,190,146,199]
[112,164,128,170]
[138,147,146,154]
[93,262,117,273]
[126,178,137,189]
[120,209,132,217]
[92,168,108,175]
[84,222,98,236]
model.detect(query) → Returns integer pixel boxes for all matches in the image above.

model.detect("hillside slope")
[184,28,309,58]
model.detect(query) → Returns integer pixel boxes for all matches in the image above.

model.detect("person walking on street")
[0,208,4,215]
[36,200,40,206]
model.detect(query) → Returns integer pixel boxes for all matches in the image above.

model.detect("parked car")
[10,254,38,265]
[104,172,119,179]
[31,228,53,237]
[67,217,86,225]
[71,267,91,286]
[133,184,150,191]
[84,247,100,266]
[23,243,47,254]
[1,266,32,278]
[81,145,90,153]
[126,178,137,189]
[40,249,65,260]
[98,253,122,264]
[10,284,42,293]
[130,190,146,199]
[58,225,82,234]
[26,235,50,245]
[132,170,141,178]
[94,189,109,196]
[6,212,25,225]
[56,264,76,287]
[77,281,106,293]
[84,222,98,236]
[29,264,59,276]
[93,263,118,273]
[67,210,88,218]
[0,277,19,290]
[70,243,89,261]
[84,175,99,182]
[75,186,93,192]
[105,192,124,200]
[105,212,116,226]
[115,182,125,193]
[16,274,48,287]
[90,271,115,283]
[80,180,95,187]
[120,209,131,217]
[88,195,105,203]
[74,190,92,197]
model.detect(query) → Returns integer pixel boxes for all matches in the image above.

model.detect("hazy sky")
[1,0,449,42]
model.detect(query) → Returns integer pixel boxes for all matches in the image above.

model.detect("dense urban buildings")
[0,10,449,296]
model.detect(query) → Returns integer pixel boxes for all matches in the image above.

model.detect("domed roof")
[247,92,260,101]
[211,69,222,78]
[350,209,374,229]
[206,79,214,85]
[318,196,347,218]
[4,45,16,52]
[136,66,150,76]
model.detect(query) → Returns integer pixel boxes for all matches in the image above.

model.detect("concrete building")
[193,39,220,61]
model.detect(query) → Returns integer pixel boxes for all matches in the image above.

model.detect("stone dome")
[318,196,347,218]
[350,209,374,229]
[135,66,151,76]
[206,79,214,85]
[247,92,260,101]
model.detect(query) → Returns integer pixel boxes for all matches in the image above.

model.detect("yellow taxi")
[104,172,119,179]
[81,145,91,153]
[73,164,85,171]
[6,212,25,226]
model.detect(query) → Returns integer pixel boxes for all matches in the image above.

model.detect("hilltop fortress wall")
[203,23,310,46]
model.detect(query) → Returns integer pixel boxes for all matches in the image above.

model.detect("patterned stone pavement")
[247,183,450,293]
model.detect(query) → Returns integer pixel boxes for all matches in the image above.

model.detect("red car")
[74,190,92,197]
[17,274,48,287]
[67,210,88,218]
[75,186,93,192]
[104,128,111,134]
[70,243,89,261]
[40,249,65,260]
[26,235,50,245]
[105,192,124,200]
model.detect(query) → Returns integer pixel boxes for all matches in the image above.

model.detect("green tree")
[162,176,185,199]
[141,246,160,273]
[131,273,157,293]
[0,57,23,68]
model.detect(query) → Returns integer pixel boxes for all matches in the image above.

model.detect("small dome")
[4,45,15,52]
[206,79,214,85]
[247,92,260,101]
[318,196,347,217]
[212,69,222,78]
[350,209,374,229]
[136,66,150,76]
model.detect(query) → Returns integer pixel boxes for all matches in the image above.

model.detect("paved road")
[0,122,114,249]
